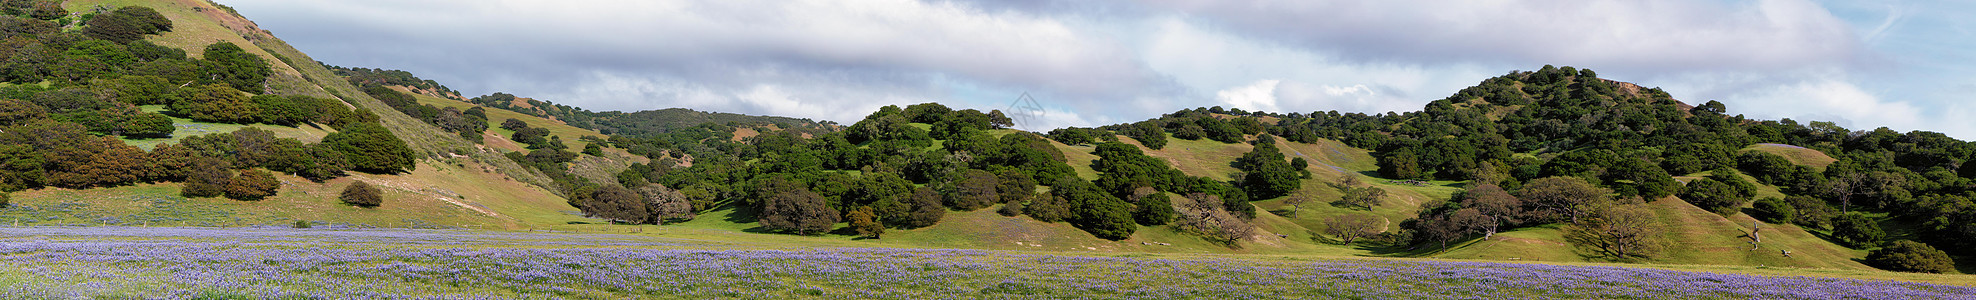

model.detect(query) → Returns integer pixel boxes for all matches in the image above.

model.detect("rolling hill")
[2,0,1966,288]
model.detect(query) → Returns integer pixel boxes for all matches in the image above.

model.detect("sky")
[222,0,1976,138]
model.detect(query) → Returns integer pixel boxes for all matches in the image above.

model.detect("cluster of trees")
[2,0,64,21]
[0,7,417,205]
[600,102,1240,241]
[1401,177,1663,259]
[363,85,487,141]
[81,6,171,44]
[1058,107,1267,149]
[1236,136,1305,199]
[466,93,831,138]
[328,66,459,98]
[1252,65,1968,272]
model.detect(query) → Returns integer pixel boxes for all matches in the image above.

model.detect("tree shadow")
[721,203,759,223]
[719,203,775,233]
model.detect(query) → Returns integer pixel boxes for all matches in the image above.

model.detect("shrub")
[896,186,945,228]
[947,169,998,211]
[82,6,172,44]
[168,84,258,124]
[223,169,280,201]
[1134,193,1174,226]
[1750,197,1795,224]
[1832,213,1885,249]
[180,157,231,198]
[321,123,416,174]
[758,179,838,235]
[340,181,383,207]
[1865,240,1956,273]
[847,206,883,239]
[1679,177,1745,215]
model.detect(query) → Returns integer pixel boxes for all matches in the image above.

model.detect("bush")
[223,169,280,201]
[947,169,998,211]
[847,206,883,239]
[1679,177,1745,215]
[1832,212,1885,249]
[897,186,945,228]
[1134,193,1173,226]
[321,123,416,174]
[1866,240,1956,273]
[180,157,231,198]
[340,181,383,207]
[200,42,271,94]
[1749,197,1795,224]
[168,84,258,124]
[758,179,838,235]
[82,6,173,44]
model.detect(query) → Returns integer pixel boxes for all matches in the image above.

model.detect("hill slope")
[4,0,574,229]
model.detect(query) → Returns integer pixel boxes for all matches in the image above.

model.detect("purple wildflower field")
[0,227,1969,299]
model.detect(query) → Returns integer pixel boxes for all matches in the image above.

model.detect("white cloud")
[1215,80,1282,113]
[1144,0,1866,75]
[227,0,1167,125]
[225,0,1976,139]
[1723,79,1926,131]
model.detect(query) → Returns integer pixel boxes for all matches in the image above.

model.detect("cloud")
[1143,0,1867,75]
[227,0,1169,124]
[225,0,1976,140]
[1215,80,1282,113]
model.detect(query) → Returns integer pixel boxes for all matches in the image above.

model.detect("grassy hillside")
[1744,143,1838,170]
[49,0,564,226]
[2,160,579,229]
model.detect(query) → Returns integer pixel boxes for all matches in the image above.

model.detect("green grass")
[1743,143,1837,171]
[116,105,334,150]
[2,158,585,230]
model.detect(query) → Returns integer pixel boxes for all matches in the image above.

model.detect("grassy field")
[1744,143,1838,170]
[2,159,579,230]
[2,226,1971,299]
[116,105,336,150]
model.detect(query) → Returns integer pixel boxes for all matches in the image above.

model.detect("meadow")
[2,227,1970,299]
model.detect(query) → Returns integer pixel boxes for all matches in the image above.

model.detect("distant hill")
[464,92,831,138]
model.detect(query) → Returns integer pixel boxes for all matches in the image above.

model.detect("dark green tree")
[81,6,173,44]
[1679,177,1745,215]
[1133,193,1173,226]
[758,178,839,235]
[1832,212,1885,249]
[897,186,945,228]
[1865,240,1956,273]
[585,185,651,224]
[948,169,998,211]
[1749,197,1795,224]
[1239,137,1301,199]
[169,84,258,123]
[200,42,271,93]
[119,113,173,138]
[320,123,416,174]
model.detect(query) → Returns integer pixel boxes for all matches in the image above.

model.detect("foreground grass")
[2,226,1970,299]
